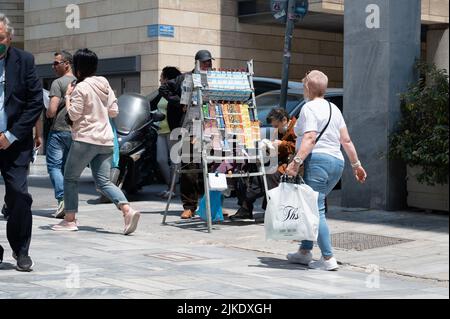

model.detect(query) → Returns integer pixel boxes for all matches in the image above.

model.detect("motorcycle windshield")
[114,93,151,135]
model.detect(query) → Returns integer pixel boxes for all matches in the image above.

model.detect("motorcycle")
[111,93,165,194]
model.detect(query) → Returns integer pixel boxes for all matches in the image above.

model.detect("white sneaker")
[286,251,313,265]
[53,200,65,219]
[308,257,339,271]
[51,220,79,232]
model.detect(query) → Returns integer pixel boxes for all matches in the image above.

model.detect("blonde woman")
[286,70,367,271]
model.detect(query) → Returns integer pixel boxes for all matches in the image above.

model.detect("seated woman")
[231,108,297,220]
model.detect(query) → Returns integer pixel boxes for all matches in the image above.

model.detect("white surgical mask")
[279,125,288,134]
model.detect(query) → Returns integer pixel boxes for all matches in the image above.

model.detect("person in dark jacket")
[0,14,44,271]
[158,50,214,219]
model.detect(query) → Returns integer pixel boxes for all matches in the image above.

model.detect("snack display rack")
[162,60,269,233]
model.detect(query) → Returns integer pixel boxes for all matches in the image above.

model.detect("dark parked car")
[252,77,303,96]
[143,77,303,103]
[253,88,344,190]
[252,88,344,129]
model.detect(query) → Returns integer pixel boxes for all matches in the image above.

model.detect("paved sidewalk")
[0,180,448,299]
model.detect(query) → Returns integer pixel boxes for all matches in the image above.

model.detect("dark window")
[256,93,302,126]
[253,82,281,96]
[325,95,344,113]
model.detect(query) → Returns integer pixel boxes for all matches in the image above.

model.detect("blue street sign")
[148,24,175,38]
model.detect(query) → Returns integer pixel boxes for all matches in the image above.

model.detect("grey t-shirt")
[49,75,77,131]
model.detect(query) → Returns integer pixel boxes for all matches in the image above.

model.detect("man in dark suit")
[0,14,43,271]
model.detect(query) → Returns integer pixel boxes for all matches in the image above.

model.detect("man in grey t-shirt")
[46,51,76,218]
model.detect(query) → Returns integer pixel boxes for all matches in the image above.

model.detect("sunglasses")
[52,61,66,67]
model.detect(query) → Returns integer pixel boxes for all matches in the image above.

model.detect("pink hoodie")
[68,76,119,146]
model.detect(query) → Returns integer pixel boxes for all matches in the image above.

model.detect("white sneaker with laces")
[286,251,313,265]
[53,200,65,219]
[308,257,339,271]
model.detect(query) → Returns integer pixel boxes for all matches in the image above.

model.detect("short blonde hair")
[303,70,328,100]
[0,13,14,36]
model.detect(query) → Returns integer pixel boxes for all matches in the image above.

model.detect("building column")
[341,0,421,210]
[427,27,449,74]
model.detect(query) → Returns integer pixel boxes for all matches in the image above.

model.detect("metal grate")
[331,232,414,251]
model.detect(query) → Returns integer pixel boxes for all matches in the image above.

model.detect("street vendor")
[158,50,215,219]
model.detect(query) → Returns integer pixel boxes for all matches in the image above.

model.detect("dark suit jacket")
[1,47,43,166]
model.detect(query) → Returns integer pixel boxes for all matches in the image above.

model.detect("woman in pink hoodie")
[51,48,140,235]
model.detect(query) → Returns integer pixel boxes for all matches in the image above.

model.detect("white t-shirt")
[294,99,346,162]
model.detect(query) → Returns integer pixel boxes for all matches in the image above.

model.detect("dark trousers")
[0,161,33,256]
[237,170,282,213]
[180,162,204,212]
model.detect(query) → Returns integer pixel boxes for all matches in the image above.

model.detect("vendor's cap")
[195,50,215,62]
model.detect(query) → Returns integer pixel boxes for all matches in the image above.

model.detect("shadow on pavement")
[32,210,55,219]
[0,262,16,271]
[253,257,309,271]
[162,218,214,232]
[37,225,121,235]
[143,210,180,216]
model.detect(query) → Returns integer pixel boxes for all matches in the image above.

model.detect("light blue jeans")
[64,141,129,213]
[300,153,344,257]
[46,131,72,200]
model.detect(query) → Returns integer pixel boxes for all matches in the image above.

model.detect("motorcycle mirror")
[152,112,166,122]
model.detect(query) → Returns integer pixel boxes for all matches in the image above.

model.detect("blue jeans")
[64,141,129,213]
[300,153,344,257]
[46,131,72,200]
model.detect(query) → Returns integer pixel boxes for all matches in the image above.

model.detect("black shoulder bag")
[315,101,332,144]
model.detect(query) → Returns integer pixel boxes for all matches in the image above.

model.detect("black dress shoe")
[230,207,253,220]
[0,245,3,264]
[16,254,34,272]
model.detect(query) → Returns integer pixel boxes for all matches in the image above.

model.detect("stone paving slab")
[0,177,448,299]
[0,205,447,299]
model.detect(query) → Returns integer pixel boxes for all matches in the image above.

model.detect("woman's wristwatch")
[293,156,303,166]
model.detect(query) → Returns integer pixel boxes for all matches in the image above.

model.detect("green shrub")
[390,61,449,186]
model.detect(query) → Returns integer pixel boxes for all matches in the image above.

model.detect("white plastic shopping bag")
[208,173,228,191]
[264,180,320,241]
